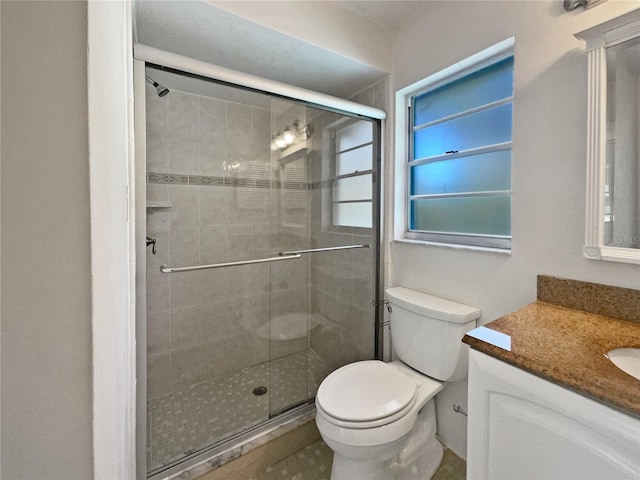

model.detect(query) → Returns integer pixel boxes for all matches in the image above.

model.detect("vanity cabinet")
[467,350,640,480]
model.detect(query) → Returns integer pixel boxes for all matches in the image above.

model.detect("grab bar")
[279,244,370,256]
[160,244,369,274]
[160,253,301,274]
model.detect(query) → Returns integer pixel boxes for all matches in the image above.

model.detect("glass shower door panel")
[145,71,275,473]
[306,113,377,401]
[268,98,312,414]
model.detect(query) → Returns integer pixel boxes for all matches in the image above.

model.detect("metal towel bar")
[160,253,301,274]
[159,244,369,274]
[279,244,369,256]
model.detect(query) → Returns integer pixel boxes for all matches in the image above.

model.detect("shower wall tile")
[147,183,168,202]
[270,287,307,320]
[200,300,230,341]
[167,184,199,226]
[200,340,230,380]
[147,272,170,314]
[227,264,271,298]
[226,188,271,225]
[352,264,373,310]
[200,186,227,225]
[168,92,199,174]
[226,103,252,161]
[147,231,168,272]
[222,332,256,373]
[347,305,375,353]
[171,305,207,350]
[146,84,169,173]
[334,271,354,306]
[199,225,228,265]
[147,212,170,236]
[147,310,171,355]
[228,293,270,337]
[169,272,204,309]
[147,352,172,398]
[201,268,230,304]
[199,97,227,176]
[253,225,272,256]
[251,107,271,164]
[228,224,257,261]
[271,259,307,291]
[311,263,336,297]
[168,225,200,267]
[251,335,270,365]
[171,344,203,386]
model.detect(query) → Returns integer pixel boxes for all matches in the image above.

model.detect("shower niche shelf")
[146,200,172,208]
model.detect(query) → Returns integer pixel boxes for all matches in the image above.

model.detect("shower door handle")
[159,244,369,273]
[160,253,301,274]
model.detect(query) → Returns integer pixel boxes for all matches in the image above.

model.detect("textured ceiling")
[133,0,388,98]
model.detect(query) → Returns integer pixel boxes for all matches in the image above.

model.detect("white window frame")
[325,118,374,232]
[394,37,515,252]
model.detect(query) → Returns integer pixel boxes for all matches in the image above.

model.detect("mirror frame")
[576,9,640,265]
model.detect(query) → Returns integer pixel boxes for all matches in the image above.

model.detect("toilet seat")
[317,361,418,429]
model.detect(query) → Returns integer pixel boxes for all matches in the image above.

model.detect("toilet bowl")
[316,287,481,480]
[316,360,442,479]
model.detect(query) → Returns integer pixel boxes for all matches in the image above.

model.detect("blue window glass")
[413,103,512,159]
[411,150,511,195]
[413,57,514,126]
[410,195,511,236]
[408,53,514,248]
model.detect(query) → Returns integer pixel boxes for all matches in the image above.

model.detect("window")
[401,40,514,250]
[331,119,374,229]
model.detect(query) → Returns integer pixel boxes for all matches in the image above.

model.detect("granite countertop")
[463,301,640,418]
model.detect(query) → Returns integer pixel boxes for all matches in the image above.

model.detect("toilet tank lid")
[385,287,481,324]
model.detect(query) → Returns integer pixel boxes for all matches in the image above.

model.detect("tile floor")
[255,439,466,480]
[148,349,331,472]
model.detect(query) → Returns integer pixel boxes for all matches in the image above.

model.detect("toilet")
[315,286,481,480]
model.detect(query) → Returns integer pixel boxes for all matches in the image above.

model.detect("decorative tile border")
[188,175,224,186]
[148,173,189,185]
[148,172,330,190]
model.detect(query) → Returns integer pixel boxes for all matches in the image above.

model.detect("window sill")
[392,237,512,255]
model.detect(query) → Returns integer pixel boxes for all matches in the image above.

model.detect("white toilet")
[315,287,481,480]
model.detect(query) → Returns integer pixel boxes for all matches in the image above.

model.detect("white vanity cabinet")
[467,350,640,480]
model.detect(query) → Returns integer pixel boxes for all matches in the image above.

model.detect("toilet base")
[326,401,444,480]
[330,454,390,480]
[387,400,444,479]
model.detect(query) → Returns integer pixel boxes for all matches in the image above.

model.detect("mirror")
[605,36,640,249]
[576,9,640,264]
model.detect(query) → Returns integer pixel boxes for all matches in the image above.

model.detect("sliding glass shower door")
[144,67,380,475]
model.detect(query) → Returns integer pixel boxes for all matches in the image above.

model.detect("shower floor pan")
[147,349,331,473]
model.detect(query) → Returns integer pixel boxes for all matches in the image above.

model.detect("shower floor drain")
[253,386,268,396]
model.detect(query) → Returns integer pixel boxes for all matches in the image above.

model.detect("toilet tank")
[386,287,481,382]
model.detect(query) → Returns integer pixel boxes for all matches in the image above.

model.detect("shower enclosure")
[142,64,383,476]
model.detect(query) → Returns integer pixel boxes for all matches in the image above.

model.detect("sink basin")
[606,348,640,380]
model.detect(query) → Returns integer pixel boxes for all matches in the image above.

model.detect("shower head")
[145,75,170,97]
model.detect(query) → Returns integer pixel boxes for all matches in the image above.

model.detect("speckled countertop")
[463,301,640,418]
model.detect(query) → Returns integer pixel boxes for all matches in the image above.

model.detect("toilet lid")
[316,361,416,422]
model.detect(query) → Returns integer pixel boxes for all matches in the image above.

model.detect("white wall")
[1,2,94,478]
[389,0,640,458]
